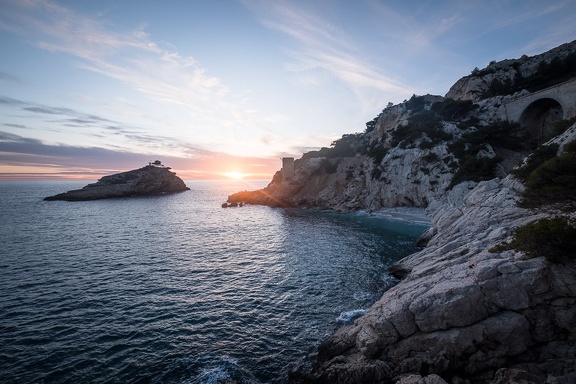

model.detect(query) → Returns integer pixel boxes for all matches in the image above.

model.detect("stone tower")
[282,157,295,181]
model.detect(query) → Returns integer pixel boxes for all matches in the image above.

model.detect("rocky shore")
[229,40,576,383]
[290,175,576,384]
[44,164,189,201]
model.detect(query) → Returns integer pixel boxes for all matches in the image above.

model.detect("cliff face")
[228,40,576,383]
[44,165,189,201]
[228,95,501,212]
[229,39,576,214]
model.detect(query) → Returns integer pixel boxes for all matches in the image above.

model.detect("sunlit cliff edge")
[231,40,576,383]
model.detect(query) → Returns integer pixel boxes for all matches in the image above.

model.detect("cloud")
[3,123,27,129]
[0,71,20,83]
[0,131,281,180]
[0,96,197,157]
[243,0,409,97]
[1,0,161,59]
[0,0,261,136]
[3,96,119,128]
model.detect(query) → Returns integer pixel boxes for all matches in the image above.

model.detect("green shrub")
[431,99,478,121]
[479,51,576,97]
[457,116,480,130]
[448,156,501,189]
[391,110,451,148]
[553,116,576,136]
[482,77,514,98]
[520,151,576,209]
[367,144,388,165]
[329,134,364,157]
[563,139,576,153]
[419,138,434,149]
[405,94,426,112]
[505,216,576,263]
[301,133,363,159]
[422,152,440,163]
[365,115,380,133]
[512,143,559,181]
[462,120,525,150]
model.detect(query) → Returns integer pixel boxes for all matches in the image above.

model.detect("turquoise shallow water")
[0,180,428,384]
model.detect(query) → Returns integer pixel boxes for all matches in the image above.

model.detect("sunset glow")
[223,171,246,180]
[1,1,575,180]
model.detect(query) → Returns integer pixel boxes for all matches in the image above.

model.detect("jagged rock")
[44,165,189,201]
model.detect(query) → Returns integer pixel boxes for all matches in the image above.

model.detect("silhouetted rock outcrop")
[44,165,189,201]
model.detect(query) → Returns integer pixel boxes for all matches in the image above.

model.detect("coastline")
[289,175,576,384]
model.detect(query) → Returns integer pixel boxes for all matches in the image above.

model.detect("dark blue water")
[0,180,428,384]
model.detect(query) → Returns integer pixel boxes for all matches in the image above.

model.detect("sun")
[223,171,245,180]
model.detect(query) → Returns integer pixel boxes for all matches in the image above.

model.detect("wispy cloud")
[243,0,409,97]
[3,123,27,129]
[0,0,259,135]
[482,1,570,34]
[0,71,21,83]
[0,96,204,156]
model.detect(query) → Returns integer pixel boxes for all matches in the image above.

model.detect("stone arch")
[519,98,563,147]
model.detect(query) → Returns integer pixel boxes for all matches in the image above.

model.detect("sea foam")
[336,309,366,323]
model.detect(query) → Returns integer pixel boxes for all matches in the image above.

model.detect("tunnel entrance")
[519,98,563,148]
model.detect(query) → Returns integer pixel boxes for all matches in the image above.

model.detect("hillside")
[229,39,576,384]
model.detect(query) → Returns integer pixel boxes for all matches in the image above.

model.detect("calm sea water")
[0,180,428,384]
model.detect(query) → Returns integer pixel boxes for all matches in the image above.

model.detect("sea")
[0,180,429,384]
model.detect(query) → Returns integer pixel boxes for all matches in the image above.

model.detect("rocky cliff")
[228,40,576,213]
[229,40,576,383]
[44,165,189,201]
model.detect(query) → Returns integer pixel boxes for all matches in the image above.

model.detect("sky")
[1,0,575,180]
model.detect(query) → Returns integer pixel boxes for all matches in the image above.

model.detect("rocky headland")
[44,164,189,201]
[230,40,576,383]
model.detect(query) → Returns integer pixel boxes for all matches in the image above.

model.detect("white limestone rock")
[295,174,576,383]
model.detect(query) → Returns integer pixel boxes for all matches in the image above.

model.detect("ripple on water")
[0,180,428,384]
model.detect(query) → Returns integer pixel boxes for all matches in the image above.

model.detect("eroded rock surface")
[44,165,189,201]
[290,176,576,383]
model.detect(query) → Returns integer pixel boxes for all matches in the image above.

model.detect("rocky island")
[44,162,189,201]
[231,40,576,383]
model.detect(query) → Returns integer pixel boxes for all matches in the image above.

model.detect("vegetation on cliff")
[492,216,576,263]
[519,139,576,209]
[479,50,576,98]
[489,139,576,262]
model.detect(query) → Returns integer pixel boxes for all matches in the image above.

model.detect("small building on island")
[148,160,170,169]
